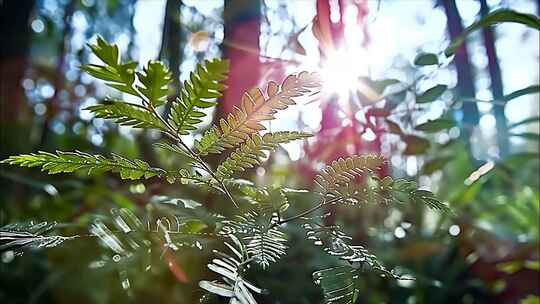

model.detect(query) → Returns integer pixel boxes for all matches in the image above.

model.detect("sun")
[319,48,372,104]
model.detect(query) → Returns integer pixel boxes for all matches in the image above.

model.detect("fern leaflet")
[216,131,312,179]
[168,59,229,135]
[221,210,287,269]
[81,36,138,96]
[0,221,75,255]
[85,99,167,130]
[304,222,403,279]
[314,154,386,192]
[199,235,263,303]
[195,72,320,155]
[136,60,172,107]
[1,151,165,180]
[315,156,449,212]
[313,266,359,304]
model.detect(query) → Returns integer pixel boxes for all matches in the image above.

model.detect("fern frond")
[327,176,448,212]
[240,186,291,213]
[314,154,386,192]
[1,151,166,180]
[313,266,359,304]
[91,207,212,290]
[169,59,229,135]
[221,210,287,269]
[195,72,320,155]
[1,221,75,255]
[304,222,403,279]
[199,235,263,303]
[91,207,210,257]
[85,99,167,130]
[81,36,138,96]
[391,179,449,212]
[136,60,172,107]
[216,131,312,179]
[315,156,449,212]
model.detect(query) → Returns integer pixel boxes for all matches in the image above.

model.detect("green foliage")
[168,59,229,135]
[414,118,456,133]
[1,38,451,304]
[86,99,167,130]
[194,72,320,155]
[199,236,263,303]
[91,206,211,256]
[314,155,386,193]
[0,151,165,180]
[402,135,431,155]
[446,9,540,56]
[303,222,401,278]
[221,210,287,270]
[314,155,448,211]
[508,116,540,129]
[422,156,454,175]
[416,84,447,103]
[136,60,172,107]
[81,36,139,95]
[216,131,312,179]
[0,222,74,255]
[413,53,439,66]
[313,266,358,304]
[509,132,540,141]
[500,84,540,102]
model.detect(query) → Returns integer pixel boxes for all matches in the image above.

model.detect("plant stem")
[135,86,239,208]
[274,196,342,227]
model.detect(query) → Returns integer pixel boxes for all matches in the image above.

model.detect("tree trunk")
[206,0,261,169]
[479,0,509,157]
[442,0,480,152]
[0,0,35,127]
[221,0,261,115]
[160,0,182,101]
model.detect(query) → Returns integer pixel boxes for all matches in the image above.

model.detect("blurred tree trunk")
[160,0,182,102]
[0,0,36,212]
[479,0,509,157]
[206,0,261,170]
[442,0,480,153]
[221,0,261,116]
[0,0,35,143]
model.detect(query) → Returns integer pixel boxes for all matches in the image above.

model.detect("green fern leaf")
[313,266,358,304]
[391,179,449,212]
[199,235,263,302]
[81,37,138,96]
[240,186,291,213]
[88,36,119,66]
[304,222,402,279]
[314,154,386,192]
[216,131,312,179]
[221,210,287,269]
[85,99,167,130]
[169,59,229,135]
[136,60,172,107]
[315,155,448,212]
[1,151,165,180]
[195,72,320,155]
[1,221,75,255]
